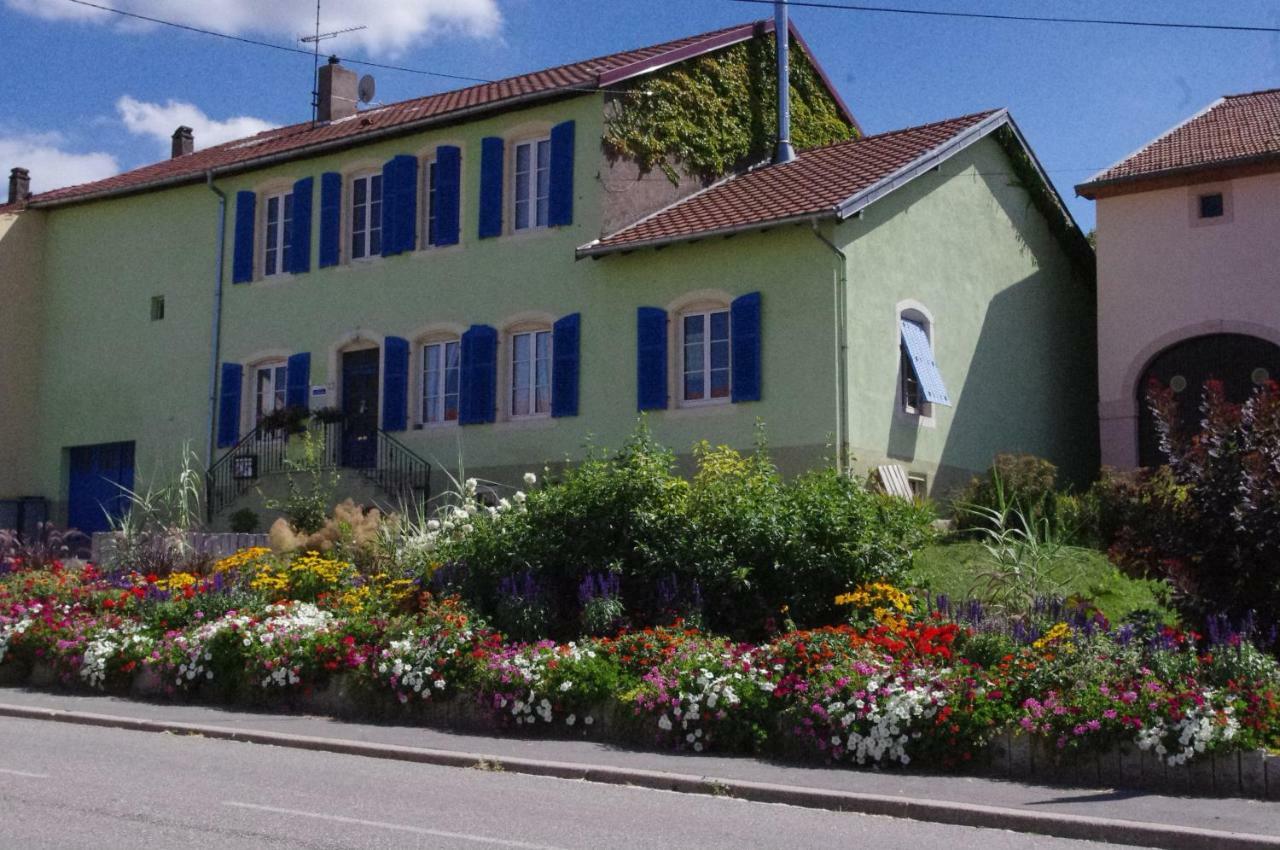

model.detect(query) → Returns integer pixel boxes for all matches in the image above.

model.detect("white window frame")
[254,361,289,424]
[512,136,551,232]
[420,337,461,426]
[679,308,732,407]
[509,328,553,418]
[421,156,438,249]
[262,191,294,277]
[350,171,383,261]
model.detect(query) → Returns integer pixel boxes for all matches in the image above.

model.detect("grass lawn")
[908,539,1174,624]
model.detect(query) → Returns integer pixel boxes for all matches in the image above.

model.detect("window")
[907,473,928,500]
[263,191,294,276]
[423,158,438,247]
[898,311,951,415]
[513,137,550,231]
[350,173,383,260]
[149,295,165,322]
[681,309,731,404]
[255,362,288,423]
[1198,192,1224,219]
[421,338,460,424]
[510,329,552,417]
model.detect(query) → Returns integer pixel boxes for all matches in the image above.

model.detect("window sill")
[665,401,735,419]
[414,421,460,432]
[253,272,297,288]
[494,415,556,432]
[411,243,465,259]
[893,406,936,429]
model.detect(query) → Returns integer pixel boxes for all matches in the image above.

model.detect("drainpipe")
[773,0,796,164]
[205,172,227,469]
[811,219,849,472]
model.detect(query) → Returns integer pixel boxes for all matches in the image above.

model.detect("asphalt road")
[0,717,1138,850]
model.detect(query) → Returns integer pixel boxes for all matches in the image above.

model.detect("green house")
[0,19,1096,532]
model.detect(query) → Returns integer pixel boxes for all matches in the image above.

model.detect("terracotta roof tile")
[581,110,998,254]
[1080,87,1280,191]
[9,19,805,211]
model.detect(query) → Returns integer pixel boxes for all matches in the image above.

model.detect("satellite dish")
[358,74,376,104]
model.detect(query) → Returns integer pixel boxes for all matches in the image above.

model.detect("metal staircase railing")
[205,422,428,521]
[361,430,432,514]
[205,421,341,521]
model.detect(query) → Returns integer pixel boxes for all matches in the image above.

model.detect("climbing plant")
[603,36,856,185]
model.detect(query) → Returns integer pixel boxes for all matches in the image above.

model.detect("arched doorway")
[1137,333,1280,466]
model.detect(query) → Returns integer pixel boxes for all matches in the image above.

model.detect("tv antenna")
[302,0,367,125]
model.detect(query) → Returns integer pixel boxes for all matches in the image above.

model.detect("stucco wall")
[1094,171,1280,467]
[25,92,840,524]
[0,210,46,497]
[839,137,1098,497]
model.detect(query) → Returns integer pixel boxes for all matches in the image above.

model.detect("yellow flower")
[1032,622,1073,651]
[156,571,198,591]
[213,547,273,574]
[835,582,914,620]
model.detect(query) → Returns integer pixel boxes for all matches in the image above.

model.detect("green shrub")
[229,508,260,534]
[433,425,934,639]
[953,453,1058,531]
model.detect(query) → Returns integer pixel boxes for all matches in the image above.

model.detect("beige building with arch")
[1078,88,1280,467]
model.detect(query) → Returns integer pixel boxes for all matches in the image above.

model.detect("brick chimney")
[171,125,194,158]
[7,167,30,205]
[317,56,358,122]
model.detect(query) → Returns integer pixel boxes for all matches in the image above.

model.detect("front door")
[342,348,380,468]
[67,441,135,534]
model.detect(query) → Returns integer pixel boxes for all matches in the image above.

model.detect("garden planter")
[130,666,166,699]
[0,661,30,687]
[1267,753,1280,801]
[299,673,357,716]
[28,661,59,688]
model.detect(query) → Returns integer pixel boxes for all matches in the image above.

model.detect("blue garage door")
[67,441,135,534]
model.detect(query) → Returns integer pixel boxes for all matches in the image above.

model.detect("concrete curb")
[1,701,1276,850]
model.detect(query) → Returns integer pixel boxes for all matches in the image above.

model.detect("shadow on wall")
[936,269,1098,496]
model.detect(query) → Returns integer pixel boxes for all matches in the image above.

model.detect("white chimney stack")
[774,0,796,164]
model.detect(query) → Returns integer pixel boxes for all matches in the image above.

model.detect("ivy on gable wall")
[603,37,857,185]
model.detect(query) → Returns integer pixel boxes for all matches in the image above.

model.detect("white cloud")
[116,96,276,152]
[8,0,502,55]
[0,131,118,195]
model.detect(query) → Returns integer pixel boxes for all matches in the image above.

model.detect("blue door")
[342,349,379,468]
[67,441,135,534]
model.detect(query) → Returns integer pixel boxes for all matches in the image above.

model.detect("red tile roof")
[1078,87,1280,195]
[4,18,854,213]
[579,110,1001,256]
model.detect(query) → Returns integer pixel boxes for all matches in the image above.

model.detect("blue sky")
[6,0,1280,229]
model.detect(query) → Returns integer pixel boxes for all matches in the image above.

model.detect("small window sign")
[1198,193,1224,219]
[232,455,258,480]
[311,385,329,399]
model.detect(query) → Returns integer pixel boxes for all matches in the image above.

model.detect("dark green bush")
[229,508,260,534]
[435,425,935,639]
[953,453,1059,531]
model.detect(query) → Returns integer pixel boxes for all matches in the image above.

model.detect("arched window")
[897,304,949,417]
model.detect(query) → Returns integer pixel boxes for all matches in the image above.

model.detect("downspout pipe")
[205,172,227,470]
[811,219,849,472]
[773,0,796,164]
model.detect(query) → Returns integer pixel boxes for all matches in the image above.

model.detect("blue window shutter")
[478,136,504,239]
[551,312,581,418]
[319,172,342,268]
[232,191,255,284]
[287,177,313,274]
[434,145,461,246]
[900,319,951,406]
[217,362,243,448]
[636,307,668,411]
[731,291,762,403]
[548,120,575,227]
[382,336,410,431]
[285,352,311,410]
[378,154,417,256]
[459,324,498,424]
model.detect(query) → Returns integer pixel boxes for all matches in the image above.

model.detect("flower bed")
[2,555,1278,799]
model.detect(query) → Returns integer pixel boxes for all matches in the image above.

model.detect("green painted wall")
[25,91,841,523]
[836,136,1098,496]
